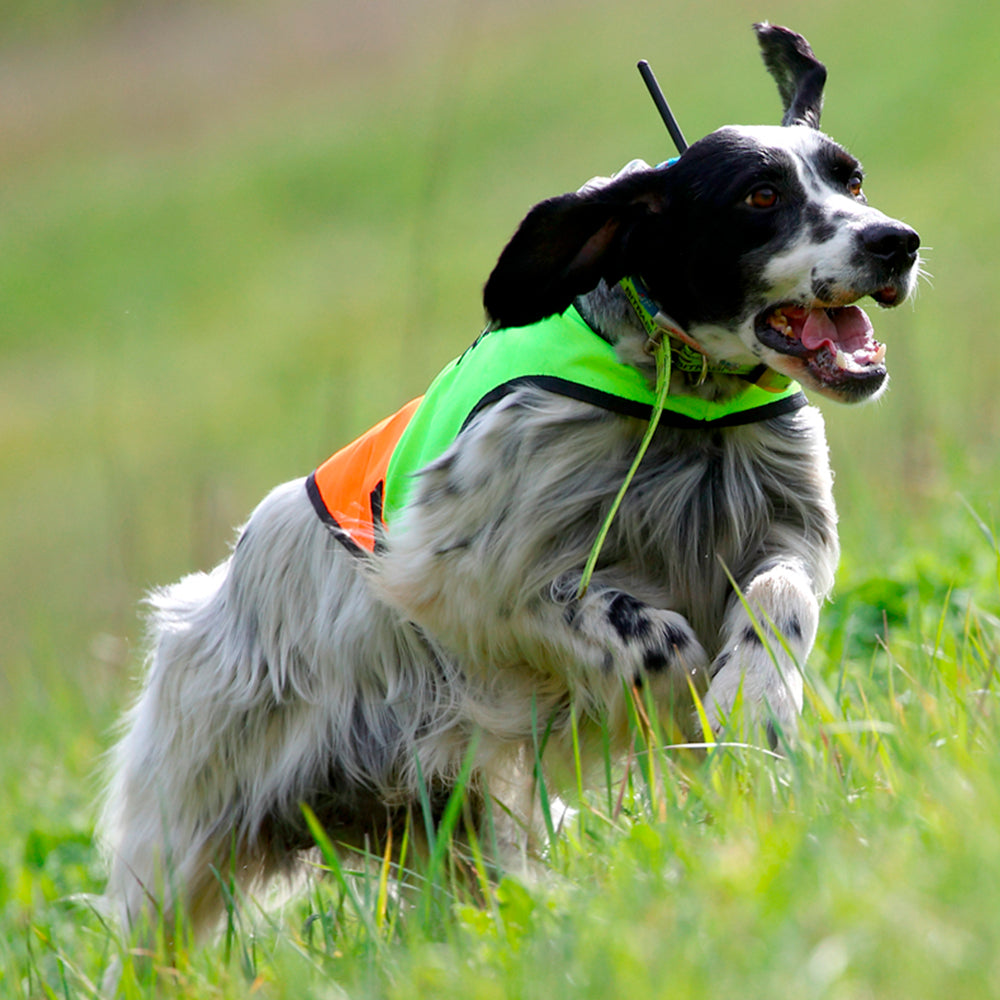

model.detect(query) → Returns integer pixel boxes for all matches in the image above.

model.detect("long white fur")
[101,374,837,936]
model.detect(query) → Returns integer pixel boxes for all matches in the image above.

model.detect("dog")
[100,23,920,939]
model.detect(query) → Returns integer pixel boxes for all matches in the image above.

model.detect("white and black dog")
[101,24,920,937]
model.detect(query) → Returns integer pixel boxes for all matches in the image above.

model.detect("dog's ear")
[483,169,667,329]
[754,23,827,129]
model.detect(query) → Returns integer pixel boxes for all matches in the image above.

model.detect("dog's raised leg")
[535,573,711,738]
[556,577,707,686]
[702,560,819,745]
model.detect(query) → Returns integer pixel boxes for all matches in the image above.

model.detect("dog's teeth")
[834,349,850,371]
[871,343,886,364]
[768,312,795,337]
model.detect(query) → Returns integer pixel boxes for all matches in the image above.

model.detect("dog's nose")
[861,222,920,269]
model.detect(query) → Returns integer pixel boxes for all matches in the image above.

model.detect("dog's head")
[483,24,920,404]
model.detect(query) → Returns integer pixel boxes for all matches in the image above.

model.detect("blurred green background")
[1,0,997,873]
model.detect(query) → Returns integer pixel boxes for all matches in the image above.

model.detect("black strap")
[463,375,809,431]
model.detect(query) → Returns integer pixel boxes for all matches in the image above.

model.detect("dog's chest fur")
[378,382,837,671]
[612,417,836,647]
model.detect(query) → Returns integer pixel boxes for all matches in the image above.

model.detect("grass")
[10,585,1000,998]
[3,0,1000,995]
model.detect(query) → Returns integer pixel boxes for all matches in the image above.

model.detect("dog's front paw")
[697,564,816,746]
[599,595,709,693]
[701,643,803,746]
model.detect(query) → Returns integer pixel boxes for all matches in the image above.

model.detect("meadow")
[3,0,1000,995]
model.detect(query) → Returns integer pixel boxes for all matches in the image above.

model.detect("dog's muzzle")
[755,220,920,401]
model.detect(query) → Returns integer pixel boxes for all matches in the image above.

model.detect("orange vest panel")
[306,396,422,554]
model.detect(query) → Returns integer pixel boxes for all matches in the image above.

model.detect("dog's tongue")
[798,306,874,354]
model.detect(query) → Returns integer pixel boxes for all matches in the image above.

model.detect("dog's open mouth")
[755,303,887,386]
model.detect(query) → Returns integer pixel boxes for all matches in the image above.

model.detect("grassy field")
[3,0,1000,995]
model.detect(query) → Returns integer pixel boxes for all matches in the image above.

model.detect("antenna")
[637,59,688,155]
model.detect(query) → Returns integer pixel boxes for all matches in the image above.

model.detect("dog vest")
[306,306,806,555]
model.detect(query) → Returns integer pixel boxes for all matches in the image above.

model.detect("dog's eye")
[848,175,864,198]
[746,186,779,209]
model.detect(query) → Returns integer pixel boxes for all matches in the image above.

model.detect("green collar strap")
[619,274,794,390]
[383,306,806,523]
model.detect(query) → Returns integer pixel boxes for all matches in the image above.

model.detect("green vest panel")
[383,307,806,524]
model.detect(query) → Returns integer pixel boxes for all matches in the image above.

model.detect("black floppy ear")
[754,23,827,129]
[483,168,667,330]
